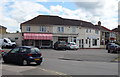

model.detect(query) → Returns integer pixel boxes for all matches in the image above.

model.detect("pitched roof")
[0,25,7,29]
[21,15,98,29]
[101,26,112,32]
[112,25,120,34]
[95,25,112,32]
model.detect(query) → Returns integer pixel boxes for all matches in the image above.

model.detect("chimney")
[98,21,101,26]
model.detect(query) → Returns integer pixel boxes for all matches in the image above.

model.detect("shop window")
[86,39,88,44]
[74,37,76,43]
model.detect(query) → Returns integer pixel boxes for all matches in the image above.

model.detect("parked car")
[54,41,67,50]
[108,44,120,53]
[67,42,79,50]
[0,38,16,48]
[106,43,116,50]
[2,46,43,66]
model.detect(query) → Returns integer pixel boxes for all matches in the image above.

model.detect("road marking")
[3,63,72,77]
[38,67,72,77]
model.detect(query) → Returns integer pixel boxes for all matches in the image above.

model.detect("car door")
[7,47,20,63]
[16,47,28,62]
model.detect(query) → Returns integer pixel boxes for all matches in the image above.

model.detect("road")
[1,49,119,77]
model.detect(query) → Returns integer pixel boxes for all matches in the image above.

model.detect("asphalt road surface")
[1,49,119,76]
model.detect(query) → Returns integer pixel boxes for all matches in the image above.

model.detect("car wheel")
[108,50,110,53]
[20,60,29,66]
[12,44,16,48]
[76,49,78,50]
[4,60,8,64]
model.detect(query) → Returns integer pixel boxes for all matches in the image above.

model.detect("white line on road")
[38,67,72,77]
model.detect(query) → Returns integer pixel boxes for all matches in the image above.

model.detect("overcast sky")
[0,0,119,32]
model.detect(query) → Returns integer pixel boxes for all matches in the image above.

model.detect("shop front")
[22,33,53,48]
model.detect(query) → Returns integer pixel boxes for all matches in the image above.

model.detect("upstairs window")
[89,29,91,33]
[26,26,30,32]
[40,26,46,32]
[95,30,99,34]
[58,27,64,32]
[86,29,89,33]
[72,26,76,33]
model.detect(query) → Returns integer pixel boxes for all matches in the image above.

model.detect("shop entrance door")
[79,39,84,48]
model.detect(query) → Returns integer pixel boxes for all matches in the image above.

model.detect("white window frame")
[72,26,76,33]
[57,26,64,32]
[86,29,89,33]
[92,39,97,46]
[89,29,91,33]
[95,30,99,34]
[40,26,46,32]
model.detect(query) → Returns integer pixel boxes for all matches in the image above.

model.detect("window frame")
[95,30,99,34]
[92,39,97,46]
[26,26,31,32]
[57,26,64,32]
[40,26,46,32]
[86,29,89,33]
[72,26,76,33]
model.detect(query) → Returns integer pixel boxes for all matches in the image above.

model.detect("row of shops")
[22,33,78,48]
[21,33,101,49]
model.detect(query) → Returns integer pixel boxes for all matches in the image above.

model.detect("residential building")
[0,25,7,34]
[0,25,7,38]
[96,21,117,48]
[112,25,120,43]
[20,15,100,48]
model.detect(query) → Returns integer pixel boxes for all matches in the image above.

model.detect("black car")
[2,46,43,65]
[108,44,120,53]
[106,43,116,50]
[54,41,67,50]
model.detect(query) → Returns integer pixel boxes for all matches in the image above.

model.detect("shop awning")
[23,33,53,40]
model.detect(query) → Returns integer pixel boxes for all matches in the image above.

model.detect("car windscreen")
[68,43,76,45]
[60,42,66,44]
[19,47,31,53]
[30,48,41,54]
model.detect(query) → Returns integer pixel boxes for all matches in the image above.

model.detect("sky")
[0,0,119,32]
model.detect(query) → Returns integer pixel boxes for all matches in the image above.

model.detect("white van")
[0,38,16,48]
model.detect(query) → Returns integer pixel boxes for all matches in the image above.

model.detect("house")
[0,25,7,34]
[95,21,117,48]
[112,25,120,44]
[20,15,100,48]
[0,25,7,38]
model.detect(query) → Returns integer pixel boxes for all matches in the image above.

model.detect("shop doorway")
[79,39,84,48]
